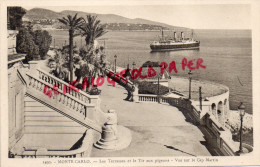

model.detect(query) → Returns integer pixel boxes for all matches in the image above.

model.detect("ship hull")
[150,41,200,51]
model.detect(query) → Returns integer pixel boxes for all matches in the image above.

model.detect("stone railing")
[14,130,94,158]
[135,86,246,156]
[203,113,238,156]
[25,70,102,133]
[137,94,201,123]
[27,73,91,118]
[37,69,100,107]
[141,78,169,82]
[138,94,159,102]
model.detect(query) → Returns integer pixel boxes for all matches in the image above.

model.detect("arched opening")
[211,103,216,118]
[217,101,224,125]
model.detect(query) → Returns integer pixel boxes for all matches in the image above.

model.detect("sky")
[24,4,251,29]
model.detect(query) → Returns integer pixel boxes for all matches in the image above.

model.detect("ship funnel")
[181,32,184,40]
[174,32,177,40]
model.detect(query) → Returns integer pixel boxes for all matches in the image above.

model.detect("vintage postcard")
[1,0,260,166]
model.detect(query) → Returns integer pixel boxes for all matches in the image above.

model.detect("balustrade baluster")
[51,90,55,100]
[32,78,36,88]
[44,76,47,82]
[72,100,76,109]
[78,93,82,101]
[35,80,40,90]
[56,92,61,102]
[79,104,84,114]
[64,96,68,106]
[28,77,32,86]
[39,82,44,91]
[61,94,65,104]
[84,106,87,118]
[67,98,71,107]
[75,102,79,111]
[38,72,42,80]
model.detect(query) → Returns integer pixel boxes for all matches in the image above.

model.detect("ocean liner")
[150,30,200,51]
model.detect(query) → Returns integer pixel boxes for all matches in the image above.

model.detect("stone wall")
[8,62,26,150]
[8,30,18,55]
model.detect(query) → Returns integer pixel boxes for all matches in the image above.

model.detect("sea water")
[49,29,252,114]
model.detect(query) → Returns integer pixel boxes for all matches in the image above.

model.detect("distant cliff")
[24,8,188,31]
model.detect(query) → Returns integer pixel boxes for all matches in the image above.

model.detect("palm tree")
[80,15,107,47]
[58,14,84,82]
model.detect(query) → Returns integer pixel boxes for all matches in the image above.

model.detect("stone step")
[25,111,65,117]
[25,106,54,112]
[19,134,84,150]
[25,101,48,107]
[25,126,88,134]
[25,116,74,122]
[25,120,80,127]
[24,106,56,112]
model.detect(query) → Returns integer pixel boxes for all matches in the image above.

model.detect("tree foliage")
[142,61,160,67]
[7,7,26,30]
[138,81,170,95]
[34,30,52,59]
[16,27,52,61]
[58,13,84,82]
[79,15,107,46]
[16,28,40,61]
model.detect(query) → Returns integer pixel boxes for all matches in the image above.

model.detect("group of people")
[48,58,70,83]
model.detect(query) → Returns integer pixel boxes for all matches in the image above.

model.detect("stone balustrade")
[203,113,239,155]
[37,69,100,107]
[135,92,243,156]
[27,73,91,118]
[138,94,159,102]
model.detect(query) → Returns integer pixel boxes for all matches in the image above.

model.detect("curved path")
[91,82,211,157]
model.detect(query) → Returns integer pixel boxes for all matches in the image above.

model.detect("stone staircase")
[24,96,87,134]
[23,68,104,133]
[10,68,107,157]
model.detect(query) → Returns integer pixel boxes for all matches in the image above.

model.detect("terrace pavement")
[91,82,211,157]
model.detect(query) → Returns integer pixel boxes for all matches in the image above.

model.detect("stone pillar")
[94,109,118,149]
[28,61,39,70]
[90,96,101,108]
[86,106,96,120]
[94,109,132,150]
[133,86,139,102]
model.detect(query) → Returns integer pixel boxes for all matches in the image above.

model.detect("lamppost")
[188,70,192,99]
[114,55,117,74]
[132,62,136,85]
[238,102,245,155]
[157,76,160,103]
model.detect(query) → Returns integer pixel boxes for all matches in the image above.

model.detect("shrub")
[16,28,39,61]
[16,28,52,61]
[142,61,160,67]
[138,81,170,95]
[7,7,26,30]
[33,30,52,59]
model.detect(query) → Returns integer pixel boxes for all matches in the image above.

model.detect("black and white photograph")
[1,0,260,166]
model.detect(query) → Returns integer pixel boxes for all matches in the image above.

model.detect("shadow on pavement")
[164,145,196,157]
